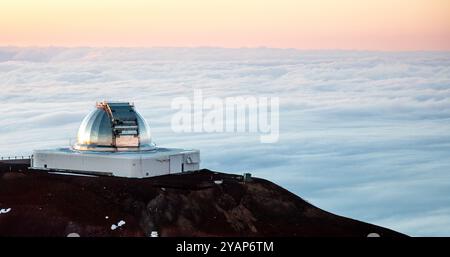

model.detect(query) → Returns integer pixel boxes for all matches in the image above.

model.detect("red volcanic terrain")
[0,160,405,237]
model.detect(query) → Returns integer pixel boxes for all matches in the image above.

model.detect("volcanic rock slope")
[0,162,405,237]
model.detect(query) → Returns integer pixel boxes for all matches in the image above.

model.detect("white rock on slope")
[0,208,11,214]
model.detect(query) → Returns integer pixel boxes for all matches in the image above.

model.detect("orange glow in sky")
[1,0,449,50]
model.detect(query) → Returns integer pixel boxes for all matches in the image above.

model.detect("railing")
[0,155,32,160]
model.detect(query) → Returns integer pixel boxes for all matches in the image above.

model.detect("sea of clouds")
[1,47,450,236]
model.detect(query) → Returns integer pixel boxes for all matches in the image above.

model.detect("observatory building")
[31,101,200,178]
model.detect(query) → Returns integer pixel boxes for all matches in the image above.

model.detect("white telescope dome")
[73,101,155,152]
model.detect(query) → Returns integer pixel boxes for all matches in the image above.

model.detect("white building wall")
[183,163,200,171]
[32,148,200,178]
[139,157,171,177]
[169,155,182,173]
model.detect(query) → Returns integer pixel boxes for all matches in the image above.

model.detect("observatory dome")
[73,101,156,152]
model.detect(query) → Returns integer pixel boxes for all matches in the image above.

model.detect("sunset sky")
[1,0,449,50]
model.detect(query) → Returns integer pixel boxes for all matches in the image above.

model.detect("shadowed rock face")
[0,162,405,237]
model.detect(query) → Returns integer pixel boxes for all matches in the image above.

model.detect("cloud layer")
[1,47,450,236]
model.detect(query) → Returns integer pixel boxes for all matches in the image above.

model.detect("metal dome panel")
[73,101,155,152]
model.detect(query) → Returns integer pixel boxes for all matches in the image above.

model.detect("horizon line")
[1,45,449,53]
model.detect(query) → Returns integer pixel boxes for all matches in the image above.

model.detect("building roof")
[35,147,199,160]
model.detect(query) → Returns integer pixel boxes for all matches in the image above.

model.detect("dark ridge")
[0,162,405,237]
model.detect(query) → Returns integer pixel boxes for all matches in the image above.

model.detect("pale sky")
[1,0,449,50]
